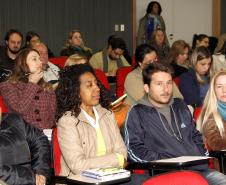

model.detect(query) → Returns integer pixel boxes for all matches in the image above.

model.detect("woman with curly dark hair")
[55,64,127,178]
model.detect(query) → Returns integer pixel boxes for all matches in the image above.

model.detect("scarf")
[217,101,226,121]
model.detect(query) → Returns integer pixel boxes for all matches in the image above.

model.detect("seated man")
[124,62,226,185]
[89,36,130,77]
[0,112,51,185]
[31,42,60,85]
[0,29,23,82]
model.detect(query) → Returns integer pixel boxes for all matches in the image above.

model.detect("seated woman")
[60,29,92,60]
[192,34,209,50]
[150,28,170,62]
[166,40,190,77]
[55,64,127,177]
[25,31,55,58]
[0,112,50,185]
[64,53,87,67]
[0,48,56,130]
[211,40,226,77]
[124,44,183,105]
[197,70,226,150]
[179,46,212,108]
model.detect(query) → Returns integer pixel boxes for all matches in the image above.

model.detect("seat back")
[193,106,202,122]
[94,69,110,90]
[173,77,180,88]
[49,56,68,69]
[143,171,208,185]
[0,96,8,113]
[52,127,61,176]
[116,66,133,98]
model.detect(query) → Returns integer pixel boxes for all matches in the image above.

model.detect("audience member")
[31,42,60,85]
[166,40,190,77]
[0,112,50,185]
[215,33,226,53]
[197,70,226,150]
[150,28,170,62]
[89,36,130,77]
[108,35,132,65]
[0,29,23,82]
[192,34,209,50]
[211,40,226,76]
[179,46,211,108]
[60,29,92,60]
[0,48,56,129]
[137,1,167,46]
[124,44,183,105]
[55,64,127,177]
[124,62,226,185]
[25,31,55,58]
[64,53,87,67]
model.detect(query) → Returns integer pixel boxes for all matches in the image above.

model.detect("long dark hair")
[9,48,51,90]
[55,64,110,121]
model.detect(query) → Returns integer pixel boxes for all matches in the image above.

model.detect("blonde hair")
[65,29,84,47]
[191,46,211,84]
[196,70,226,137]
[64,54,87,67]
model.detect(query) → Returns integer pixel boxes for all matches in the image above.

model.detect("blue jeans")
[199,169,226,185]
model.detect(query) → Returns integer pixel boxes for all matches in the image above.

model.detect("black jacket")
[124,97,207,168]
[0,113,51,185]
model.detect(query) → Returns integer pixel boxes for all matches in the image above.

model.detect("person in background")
[150,28,170,62]
[179,46,212,108]
[211,40,226,77]
[108,35,132,65]
[60,29,92,60]
[137,1,167,46]
[192,34,209,50]
[55,64,127,177]
[197,70,226,151]
[124,44,183,105]
[215,33,226,53]
[0,48,56,130]
[89,36,130,77]
[166,40,190,77]
[124,62,226,185]
[31,42,60,85]
[64,53,87,67]
[0,29,23,82]
[25,31,55,58]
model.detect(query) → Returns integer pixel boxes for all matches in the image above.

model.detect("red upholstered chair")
[0,96,8,113]
[142,171,208,185]
[52,127,61,176]
[193,106,202,121]
[49,56,68,69]
[94,69,110,90]
[173,77,180,88]
[116,66,133,98]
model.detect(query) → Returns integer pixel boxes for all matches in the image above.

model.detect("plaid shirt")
[0,82,56,129]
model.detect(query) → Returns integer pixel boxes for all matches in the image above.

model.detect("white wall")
[136,0,212,46]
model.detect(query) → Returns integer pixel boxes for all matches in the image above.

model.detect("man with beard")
[89,36,130,77]
[124,62,226,185]
[0,29,23,82]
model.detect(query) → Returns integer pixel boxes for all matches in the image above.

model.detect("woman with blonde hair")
[64,53,87,67]
[60,29,92,59]
[179,46,212,108]
[197,70,226,150]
